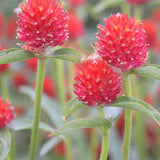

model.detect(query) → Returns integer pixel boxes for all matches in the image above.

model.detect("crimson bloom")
[25,58,38,72]
[96,13,148,72]
[0,97,15,129]
[152,7,160,22]
[73,57,122,107]
[126,0,151,5]
[54,142,66,156]
[67,13,85,40]
[69,0,86,6]
[17,0,68,53]
[142,19,158,48]
[13,72,28,88]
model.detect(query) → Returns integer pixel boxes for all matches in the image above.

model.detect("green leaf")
[63,98,88,120]
[8,119,55,132]
[51,117,112,136]
[0,129,11,160]
[19,87,63,128]
[0,49,35,64]
[129,65,160,80]
[48,48,81,63]
[110,96,160,125]
[93,0,124,13]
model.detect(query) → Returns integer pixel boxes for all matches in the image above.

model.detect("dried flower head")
[96,13,148,72]
[73,58,122,107]
[0,98,15,129]
[17,0,68,53]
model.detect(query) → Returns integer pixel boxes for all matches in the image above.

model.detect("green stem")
[55,59,66,107]
[100,131,109,160]
[55,59,73,160]
[98,107,109,160]
[29,58,46,160]
[0,75,9,100]
[122,73,132,160]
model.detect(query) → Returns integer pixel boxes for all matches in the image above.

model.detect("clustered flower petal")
[126,0,151,5]
[96,13,148,72]
[0,97,15,129]
[73,58,122,107]
[142,19,158,48]
[17,0,68,53]
[69,0,86,6]
[67,13,85,40]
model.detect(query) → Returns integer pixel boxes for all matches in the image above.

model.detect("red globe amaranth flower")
[17,0,68,53]
[43,76,55,98]
[0,98,15,129]
[25,58,38,72]
[152,7,160,22]
[6,16,17,38]
[14,105,25,117]
[13,72,28,88]
[96,13,148,72]
[144,93,154,106]
[67,13,85,40]
[34,76,55,98]
[69,0,86,6]
[156,39,160,54]
[54,142,66,156]
[0,64,10,73]
[126,0,150,5]
[73,58,122,106]
[142,19,158,48]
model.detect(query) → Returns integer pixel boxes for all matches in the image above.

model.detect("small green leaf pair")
[0,47,81,64]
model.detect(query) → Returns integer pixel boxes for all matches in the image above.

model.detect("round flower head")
[67,13,85,40]
[96,13,148,72]
[16,0,68,53]
[73,57,122,107]
[25,58,38,72]
[69,0,86,6]
[0,97,15,129]
[142,19,158,48]
[126,0,151,5]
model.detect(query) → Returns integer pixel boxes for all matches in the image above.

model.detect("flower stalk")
[98,107,109,160]
[122,73,132,160]
[29,58,46,160]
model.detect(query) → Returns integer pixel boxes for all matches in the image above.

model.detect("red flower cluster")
[17,0,68,53]
[142,19,158,48]
[25,58,38,72]
[0,97,14,129]
[43,76,55,98]
[126,0,151,5]
[13,72,28,88]
[69,0,86,6]
[73,58,122,107]
[54,142,66,156]
[67,13,85,40]
[96,13,148,72]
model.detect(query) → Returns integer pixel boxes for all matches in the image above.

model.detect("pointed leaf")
[0,129,11,160]
[63,98,88,120]
[51,117,112,136]
[8,119,55,132]
[49,48,81,63]
[0,49,35,64]
[129,64,160,80]
[109,96,160,125]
